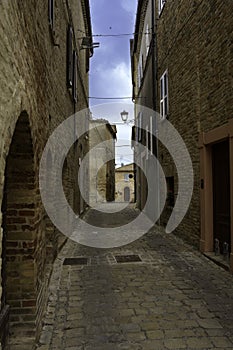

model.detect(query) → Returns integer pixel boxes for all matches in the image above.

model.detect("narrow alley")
[37,204,233,350]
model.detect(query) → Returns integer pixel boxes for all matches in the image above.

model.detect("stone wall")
[115,164,135,203]
[0,0,91,347]
[156,0,233,246]
[89,121,116,204]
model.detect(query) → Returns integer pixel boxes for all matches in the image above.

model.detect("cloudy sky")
[89,0,138,167]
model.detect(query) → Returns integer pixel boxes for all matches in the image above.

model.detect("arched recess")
[1,112,39,341]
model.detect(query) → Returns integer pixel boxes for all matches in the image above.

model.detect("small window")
[48,0,54,28]
[72,51,77,102]
[124,174,129,182]
[160,70,169,119]
[67,25,73,88]
[159,0,166,15]
[166,176,174,207]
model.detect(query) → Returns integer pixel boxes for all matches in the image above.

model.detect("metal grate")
[114,255,142,263]
[63,257,88,265]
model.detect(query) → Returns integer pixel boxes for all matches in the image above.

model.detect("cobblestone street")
[37,204,233,350]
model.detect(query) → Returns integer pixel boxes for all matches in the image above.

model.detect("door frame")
[199,119,233,272]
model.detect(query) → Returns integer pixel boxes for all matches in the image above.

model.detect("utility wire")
[89,96,143,99]
[77,28,153,38]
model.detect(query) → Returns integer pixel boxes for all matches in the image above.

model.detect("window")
[146,125,149,159]
[138,54,144,88]
[159,0,166,15]
[72,51,77,102]
[137,112,142,142]
[150,116,153,155]
[166,176,174,207]
[67,25,73,88]
[160,70,168,119]
[48,0,54,28]
[124,174,129,182]
[146,24,150,56]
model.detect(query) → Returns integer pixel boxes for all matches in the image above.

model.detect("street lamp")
[120,110,129,123]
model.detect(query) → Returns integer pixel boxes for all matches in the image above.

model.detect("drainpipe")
[151,0,160,223]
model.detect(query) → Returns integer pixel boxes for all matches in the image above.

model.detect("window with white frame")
[158,0,166,15]
[150,116,153,155]
[146,24,150,56]
[160,70,168,119]
[146,125,149,159]
[137,112,142,142]
[139,55,143,87]
[72,51,77,103]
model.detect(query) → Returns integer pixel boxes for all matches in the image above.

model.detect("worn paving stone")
[36,204,233,349]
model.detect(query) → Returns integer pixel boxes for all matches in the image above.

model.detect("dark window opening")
[72,51,77,102]
[48,0,54,28]
[166,176,174,207]
[67,25,73,88]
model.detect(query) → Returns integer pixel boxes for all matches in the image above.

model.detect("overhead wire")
[77,28,153,39]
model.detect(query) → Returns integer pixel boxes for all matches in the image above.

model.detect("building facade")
[89,120,117,204]
[132,0,233,270]
[131,0,159,219]
[115,163,135,203]
[0,0,93,347]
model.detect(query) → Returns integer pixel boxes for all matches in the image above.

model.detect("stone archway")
[1,112,41,345]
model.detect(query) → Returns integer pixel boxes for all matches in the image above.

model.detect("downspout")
[151,0,160,223]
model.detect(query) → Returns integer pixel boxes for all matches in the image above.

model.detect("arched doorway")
[124,187,130,202]
[1,112,39,344]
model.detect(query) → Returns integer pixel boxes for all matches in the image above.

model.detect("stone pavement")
[37,204,233,349]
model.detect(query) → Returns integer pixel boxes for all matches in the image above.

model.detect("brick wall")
[0,0,91,347]
[156,0,233,246]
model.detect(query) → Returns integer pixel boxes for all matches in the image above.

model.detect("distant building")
[89,120,117,204]
[115,163,135,203]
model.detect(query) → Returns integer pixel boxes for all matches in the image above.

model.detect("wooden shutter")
[72,51,77,102]
[48,0,54,27]
[67,25,73,88]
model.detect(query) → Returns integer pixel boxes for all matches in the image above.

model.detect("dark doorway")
[212,140,231,254]
[124,187,130,202]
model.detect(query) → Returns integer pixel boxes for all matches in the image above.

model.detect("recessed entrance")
[212,140,231,254]
[199,119,233,271]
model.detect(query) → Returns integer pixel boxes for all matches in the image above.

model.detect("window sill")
[49,24,59,47]
[158,5,165,18]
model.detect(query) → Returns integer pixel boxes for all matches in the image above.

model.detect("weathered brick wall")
[0,0,91,347]
[156,0,233,246]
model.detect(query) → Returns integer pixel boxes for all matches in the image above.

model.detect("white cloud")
[95,61,132,98]
[120,0,137,15]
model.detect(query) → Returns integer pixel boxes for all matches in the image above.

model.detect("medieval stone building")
[89,120,117,204]
[115,163,135,203]
[132,0,233,270]
[0,0,92,348]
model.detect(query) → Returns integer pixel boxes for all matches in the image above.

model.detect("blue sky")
[89,0,138,166]
[89,0,137,105]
